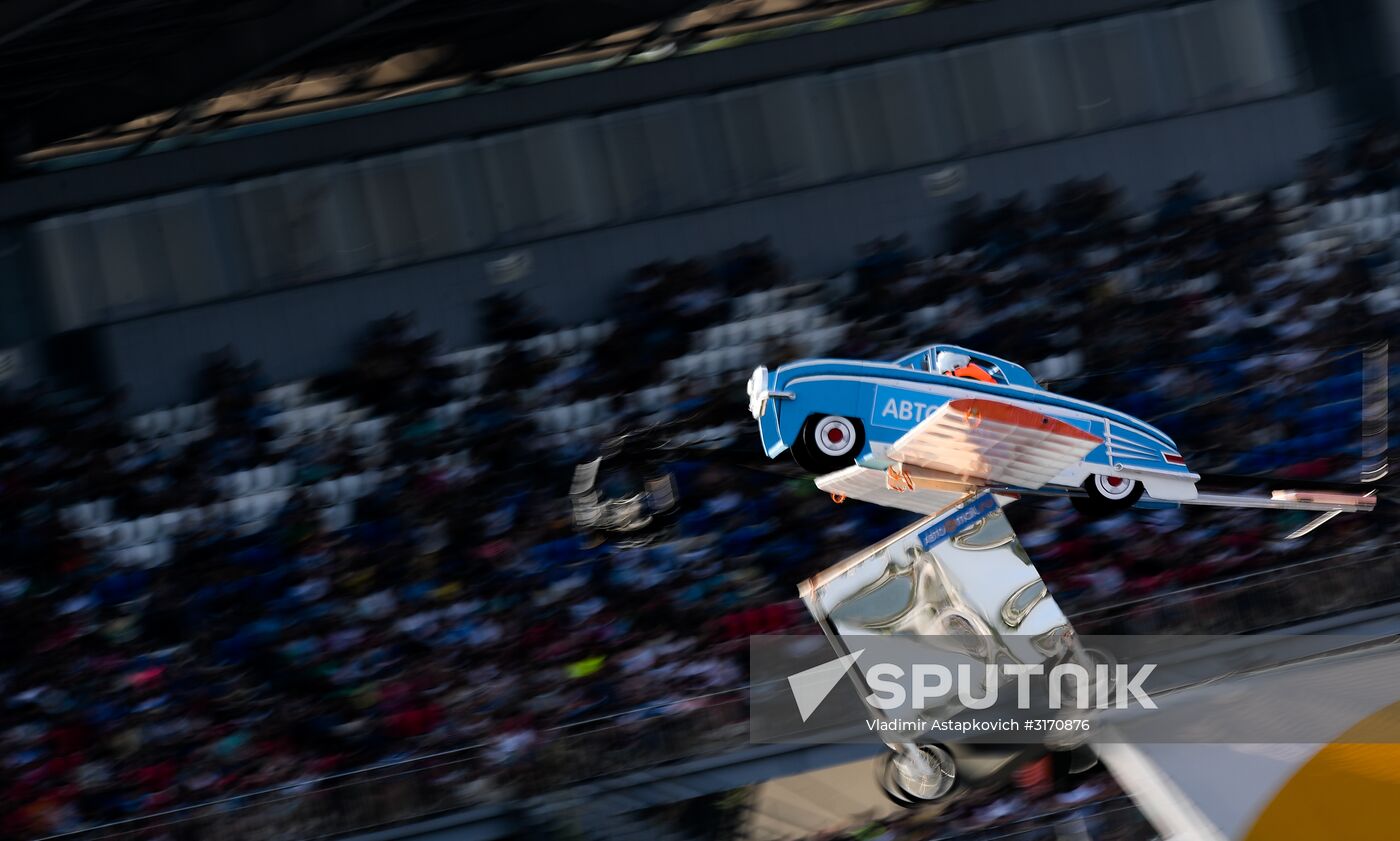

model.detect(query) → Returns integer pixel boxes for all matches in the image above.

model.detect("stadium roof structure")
[0,0,960,168]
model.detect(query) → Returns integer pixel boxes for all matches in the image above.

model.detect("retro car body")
[746,344,1200,510]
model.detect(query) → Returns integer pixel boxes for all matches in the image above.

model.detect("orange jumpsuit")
[951,363,996,384]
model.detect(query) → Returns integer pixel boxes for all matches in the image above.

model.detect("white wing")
[886,397,1104,490]
[814,465,971,515]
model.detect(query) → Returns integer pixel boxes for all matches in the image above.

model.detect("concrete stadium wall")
[100,90,1332,410]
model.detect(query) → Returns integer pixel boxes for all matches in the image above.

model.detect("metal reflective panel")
[1002,579,1050,629]
[800,494,1091,723]
[805,498,1064,637]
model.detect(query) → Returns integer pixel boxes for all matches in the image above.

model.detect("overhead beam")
[6,0,708,154]
[123,0,430,156]
[0,0,97,49]
[16,0,430,150]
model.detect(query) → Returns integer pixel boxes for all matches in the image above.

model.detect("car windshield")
[895,348,1014,385]
[894,350,932,370]
[939,353,1008,384]
[966,359,1008,383]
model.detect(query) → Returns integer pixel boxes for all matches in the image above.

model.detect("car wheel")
[877,745,958,807]
[1075,473,1144,516]
[876,758,925,809]
[792,415,865,474]
[788,432,814,472]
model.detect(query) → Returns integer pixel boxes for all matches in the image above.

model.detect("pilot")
[935,350,996,384]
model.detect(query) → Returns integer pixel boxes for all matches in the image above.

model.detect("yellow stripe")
[1245,701,1400,840]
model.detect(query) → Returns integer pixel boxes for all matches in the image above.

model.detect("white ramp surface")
[814,466,967,515]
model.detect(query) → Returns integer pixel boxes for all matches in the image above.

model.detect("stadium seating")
[4,148,1399,839]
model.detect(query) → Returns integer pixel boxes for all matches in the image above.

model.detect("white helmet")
[935,350,971,374]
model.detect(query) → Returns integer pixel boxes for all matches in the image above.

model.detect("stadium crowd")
[801,768,1150,841]
[2,137,1399,838]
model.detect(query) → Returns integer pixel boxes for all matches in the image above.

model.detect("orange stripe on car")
[945,398,1104,444]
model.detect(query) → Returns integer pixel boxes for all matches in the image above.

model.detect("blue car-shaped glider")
[746,344,1201,513]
